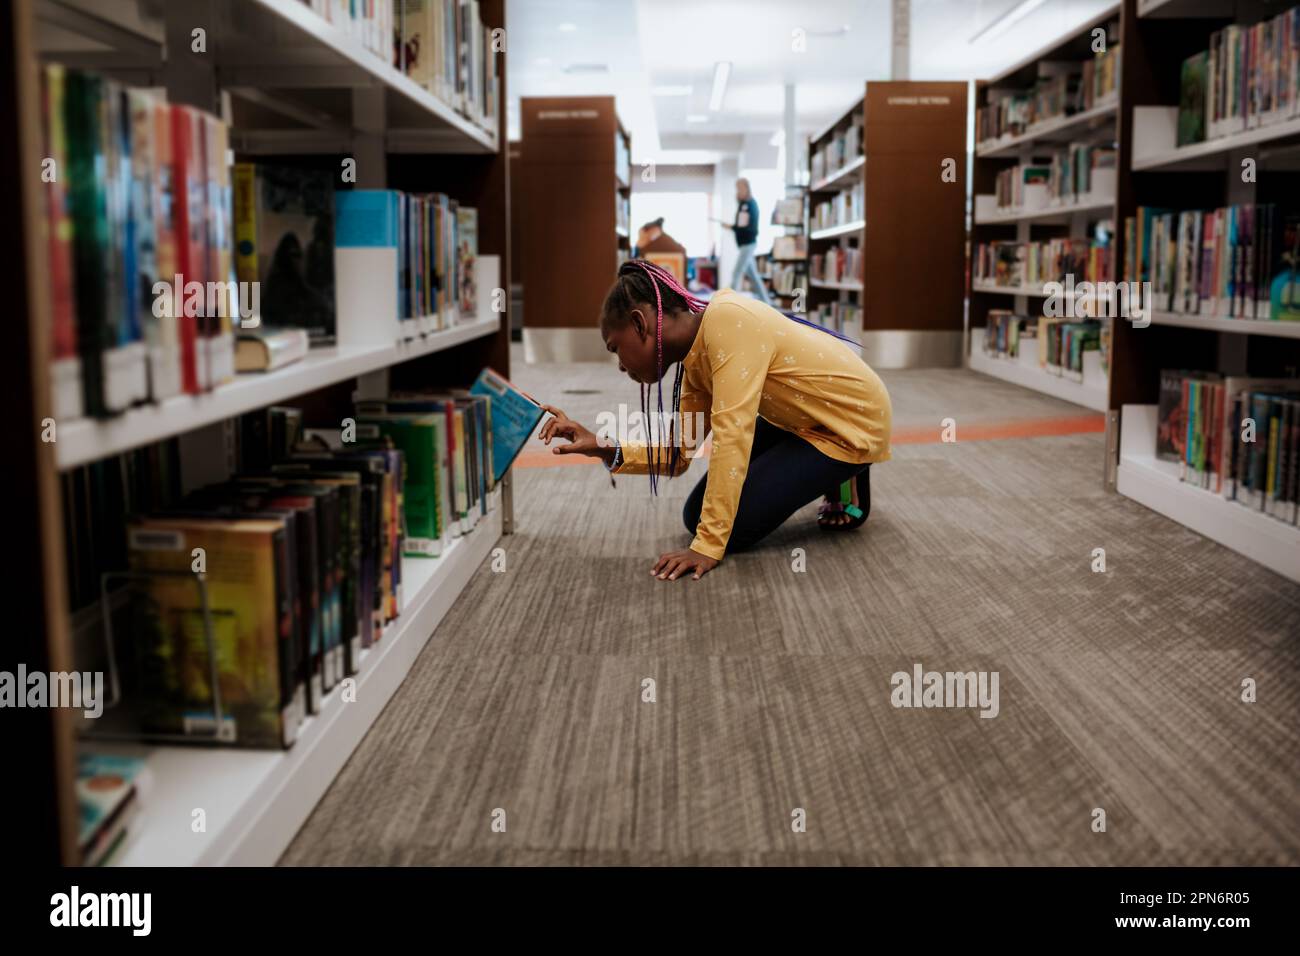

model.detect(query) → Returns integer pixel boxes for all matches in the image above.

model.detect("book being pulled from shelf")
[1156,370,1300,524]
[974,235,1114,290]
[1123,204,1300,321]
[1176,6,1300,146]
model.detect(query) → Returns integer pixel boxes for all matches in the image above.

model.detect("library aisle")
[281,354,1300,866]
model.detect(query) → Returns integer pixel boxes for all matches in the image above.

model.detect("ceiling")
[507,0,1117,164]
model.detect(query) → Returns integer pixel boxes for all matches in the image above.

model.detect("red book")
[170,104,206,393]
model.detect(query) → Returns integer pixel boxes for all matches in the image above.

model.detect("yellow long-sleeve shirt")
[613,289,892,559]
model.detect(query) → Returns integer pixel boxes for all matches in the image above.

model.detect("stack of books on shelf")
[77,753,151,866]
[810,246,861,285]
[984,309,1107,381]
[1156,370,1300,525]
[994,162,1050,211]
[772,196,804,226]
[66,374,511,751]
[394,0,500,133]
[976,39,1121,145]
[811,183,864,230]
[1122,204,1299,321]
[811,301,862,338]
[1175,5,1300,147]
[974,236,1113,289]
[810,114,863,182]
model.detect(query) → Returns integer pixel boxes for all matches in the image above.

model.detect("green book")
[1178,51,1208,146]
[357,414,443,556]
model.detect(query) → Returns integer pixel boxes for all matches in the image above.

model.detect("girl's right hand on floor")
[538,404,613,464]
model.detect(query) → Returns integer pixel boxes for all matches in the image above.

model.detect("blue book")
[470,368,544,484]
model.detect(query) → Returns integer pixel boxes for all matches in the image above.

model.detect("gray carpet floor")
[280,354,1300,866]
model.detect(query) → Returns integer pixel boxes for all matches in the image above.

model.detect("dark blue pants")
[683,417,870,553]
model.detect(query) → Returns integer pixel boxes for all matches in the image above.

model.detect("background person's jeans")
[731,242,773,306]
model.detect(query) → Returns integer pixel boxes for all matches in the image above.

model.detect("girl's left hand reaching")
[652,548,719,581]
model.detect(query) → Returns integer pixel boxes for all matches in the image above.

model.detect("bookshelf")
[13,0,511,865]
[756,185,808,308]
[518,96,630,363]
[969,4,1122,413]
[1106,0,1300,582]
[807,81,967,367]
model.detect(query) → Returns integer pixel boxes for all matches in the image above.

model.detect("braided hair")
[600,260,708,494]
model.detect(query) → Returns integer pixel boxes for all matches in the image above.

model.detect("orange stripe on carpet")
[512,414,1106,469]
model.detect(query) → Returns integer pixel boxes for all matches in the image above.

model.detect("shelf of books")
[14,0,518,865]
[757,187,808,306]
[85,495,502,866]
[806,97,866,343]
[1105,0,1300,582]
[969,5,1122,410]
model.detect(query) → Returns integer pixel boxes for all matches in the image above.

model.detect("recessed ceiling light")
[558,22,577,32]
[686,114,708,123]
[652,85,693,96]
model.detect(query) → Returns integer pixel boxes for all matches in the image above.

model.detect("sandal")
[819,469,871,531]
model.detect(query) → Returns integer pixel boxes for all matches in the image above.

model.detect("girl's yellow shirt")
[614,289,892,559]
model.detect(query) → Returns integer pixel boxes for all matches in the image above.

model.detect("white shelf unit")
[1131,107,1300,172]
[809,219,865,240]
[34,0,511,867]
[1148,311,1300,339]
[809,155,865,192]
[56,316,501,469]
[1137,0,1237,18]
[974,193,1116,225]
[1116,405,1300,584]
[810,278,863,292]
[972,282,1050,297]
[975,99,1118,159]
[86,497,503,866]
[968,339,1109,412]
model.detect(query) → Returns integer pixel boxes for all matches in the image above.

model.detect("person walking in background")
[722,178,772,306]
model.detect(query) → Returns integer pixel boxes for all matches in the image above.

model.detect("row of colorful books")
[810,245,861,286]
[334,188,477,332]
[1123,204,1300,321]
[811,183,863,231]
[1157,371,1300,525]
[41,65,235,422]
[64,374,514,750]
[974,237,1114,290]
[41,64,481,424]
[1176,7,1300,147]
[810,301,862,339]
[975,40,1121,146]
[311,0,500,134]
[810,115,863,184]
[983,311,1107,377]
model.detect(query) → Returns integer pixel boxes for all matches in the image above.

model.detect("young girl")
[539,259,892,581]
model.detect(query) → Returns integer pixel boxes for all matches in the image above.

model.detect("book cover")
[1178,51,1208,146]
[470,367,545,484]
